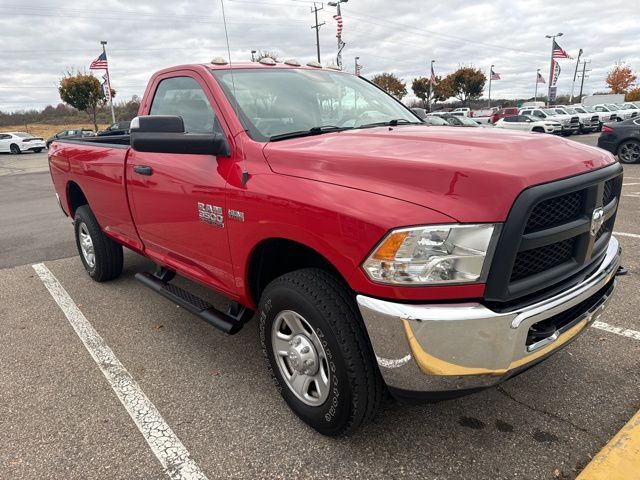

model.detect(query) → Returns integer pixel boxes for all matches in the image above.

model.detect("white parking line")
[593,321,640,341]
[32,263,208,480]
[614,231,640,239]
[623,183,640,186]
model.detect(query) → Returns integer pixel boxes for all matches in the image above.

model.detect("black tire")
[258,268,383,436]
[9,143,21,154]
[532,127,545,133]
[33,148,43,153]
[561,131,573,137]
[74,205,123,282]
[617,139,640,164]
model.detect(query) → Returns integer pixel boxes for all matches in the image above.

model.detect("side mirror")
[130,115,230,156]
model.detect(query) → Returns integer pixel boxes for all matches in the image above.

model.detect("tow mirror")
[130,115,230,156]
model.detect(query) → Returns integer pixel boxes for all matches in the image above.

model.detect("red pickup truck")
[48,60,623,436]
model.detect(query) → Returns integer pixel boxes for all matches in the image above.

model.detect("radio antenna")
[220,0,249,186]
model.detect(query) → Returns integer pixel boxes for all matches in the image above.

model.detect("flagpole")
[545,33,562,106]
[101,40,116,124]
[534,69,540,103]
[488,64,494,108]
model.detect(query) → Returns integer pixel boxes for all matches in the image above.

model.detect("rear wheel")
[74,205,123,282]
[561,131,573,137]
[258,268,383,436]
[532,127,545,133]
[9,144,21,154]
[33,148,43,153]
[617,140,640,164]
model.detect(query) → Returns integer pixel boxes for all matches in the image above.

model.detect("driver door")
[126,73,236,295]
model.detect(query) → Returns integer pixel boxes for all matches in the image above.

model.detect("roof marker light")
[284,59,301,66]
[306,61,323,68]
[211,57,229,65]
[259,57,277,65]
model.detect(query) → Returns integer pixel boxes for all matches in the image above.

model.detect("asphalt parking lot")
[1,135,639,479]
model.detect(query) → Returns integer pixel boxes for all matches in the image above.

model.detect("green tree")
[439,66,486,106]
[59,72,108,131]
[371,73,407,100]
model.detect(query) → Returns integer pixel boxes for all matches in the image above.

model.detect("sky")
[0,0,638,112]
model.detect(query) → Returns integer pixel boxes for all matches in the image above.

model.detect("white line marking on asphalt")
[623,183,640,186]
[614,231,640,239]
[32,263,208,480]
[593,321,640,341]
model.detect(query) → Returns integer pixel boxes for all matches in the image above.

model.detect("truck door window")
[150,76,223,135]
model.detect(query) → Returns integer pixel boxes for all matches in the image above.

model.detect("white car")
[452,107,470,116]
[553,106,599,133]
[494,114,562,134]
[0,132,46,154]
[519,108,580,136]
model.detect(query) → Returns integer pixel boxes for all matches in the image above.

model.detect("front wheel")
[9,144,21,154]
[258,268,383,436]
[617,140,640,164]
[561,131,573,137]
[74,205,123,282]
[33,148,43,153]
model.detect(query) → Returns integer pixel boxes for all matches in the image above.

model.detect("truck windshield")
[211,68,419,141]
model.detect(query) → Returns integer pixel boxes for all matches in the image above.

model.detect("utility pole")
[578,60,591,103]
[544,32,563,106]
[310,3,324,63]
[569,48,583,104]
[534,68,541,103]
[328,0,347,69]
[101,40,116,124]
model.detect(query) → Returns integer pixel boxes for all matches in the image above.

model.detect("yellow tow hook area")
[576,408,640,480]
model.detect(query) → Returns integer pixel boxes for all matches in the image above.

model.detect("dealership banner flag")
[551,60,561,86]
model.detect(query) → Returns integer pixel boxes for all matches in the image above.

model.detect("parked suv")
[46,128,95,148]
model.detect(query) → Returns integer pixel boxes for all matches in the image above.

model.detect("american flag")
[490,68,501,80]
[536,72,546,84]
[333,14,343,39]
[552,40,572,59]
[430,63,438,85]
[90,51,108,70]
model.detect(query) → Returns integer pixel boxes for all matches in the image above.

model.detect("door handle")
[133,165,153,176]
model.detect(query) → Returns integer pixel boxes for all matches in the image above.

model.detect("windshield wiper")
[356,119,423,129]
[270,125,351,141]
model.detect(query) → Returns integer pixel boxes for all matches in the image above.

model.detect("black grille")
[603,179,615,206]
[511,237,576,282]
[484,163,623,306]
[524,190,584,233]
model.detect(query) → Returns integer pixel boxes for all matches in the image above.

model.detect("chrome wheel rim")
[271,310,330,407]
[619,141,640,163]
[78,223,95,268]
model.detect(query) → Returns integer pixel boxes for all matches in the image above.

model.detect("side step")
[135,272,251,335]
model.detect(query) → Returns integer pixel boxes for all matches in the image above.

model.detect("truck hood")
[262,125,616,222]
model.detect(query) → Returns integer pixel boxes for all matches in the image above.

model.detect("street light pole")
[251,50,257,62]
[569,48,583,104]
[354,56,360,75]
[488,64,494,108]
[545,32,563,106]
[534,68,540,103]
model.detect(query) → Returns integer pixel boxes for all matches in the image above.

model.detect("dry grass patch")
[1,124,110,139]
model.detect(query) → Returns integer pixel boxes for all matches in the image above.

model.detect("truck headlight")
[362,224,500,285]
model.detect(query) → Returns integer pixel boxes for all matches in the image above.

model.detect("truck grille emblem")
[198,203,224,228]
[590,207,604,237]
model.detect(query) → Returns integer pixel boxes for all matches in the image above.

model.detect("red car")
[48,60,623,436]
[491,107,519,124]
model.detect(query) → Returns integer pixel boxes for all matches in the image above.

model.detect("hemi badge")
[228,209,245,222]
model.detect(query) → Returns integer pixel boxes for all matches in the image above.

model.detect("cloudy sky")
[0,0,638,112]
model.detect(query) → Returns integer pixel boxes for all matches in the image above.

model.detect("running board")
[135,272,250,335]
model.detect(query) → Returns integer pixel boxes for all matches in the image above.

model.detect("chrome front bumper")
[357,236,620,395]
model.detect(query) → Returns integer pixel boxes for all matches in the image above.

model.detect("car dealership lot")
[1,136,639,479]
